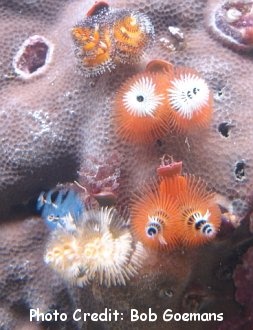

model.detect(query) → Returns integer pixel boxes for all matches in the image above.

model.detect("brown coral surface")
[0,0,253,217]
[1,0,253,329]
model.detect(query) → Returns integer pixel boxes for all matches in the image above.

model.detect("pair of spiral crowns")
[37,189,146,287]
[114,59,213,143]
[71,2,154,77]
[130,163,221,250]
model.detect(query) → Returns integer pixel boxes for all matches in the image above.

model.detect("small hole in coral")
[12,299,31,318]
[164,289,174,298]
[158,288,174,299]
[156,139,163,147]
[22,42,48,73]
[89,81,96,88]
[218,122,233,137]
[217,88,223,97]
[13,35,54,79]
[231,198,249,217]
[234,160,246,181]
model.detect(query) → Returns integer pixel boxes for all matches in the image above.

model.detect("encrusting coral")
[1,0,253,329]
[0,0,253,218]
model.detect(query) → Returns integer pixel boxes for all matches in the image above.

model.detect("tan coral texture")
[1,0,253,329]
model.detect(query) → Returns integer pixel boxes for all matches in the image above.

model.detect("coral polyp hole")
[234,160,246,181]
[13,35,54,79]
[217,88,223,97]
[218,122,233,137]
[156,139,163,147]
[160,289,174,298]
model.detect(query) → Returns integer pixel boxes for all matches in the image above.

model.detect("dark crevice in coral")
[0,153,80,221]
[159,288,174,298]
[215,236,253,288]
[11,299,30,316]
[17,41,49,74]
[218,122,233,137]
[156,139,163,147]
[234,160,246,181]
[217,88,223,97]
